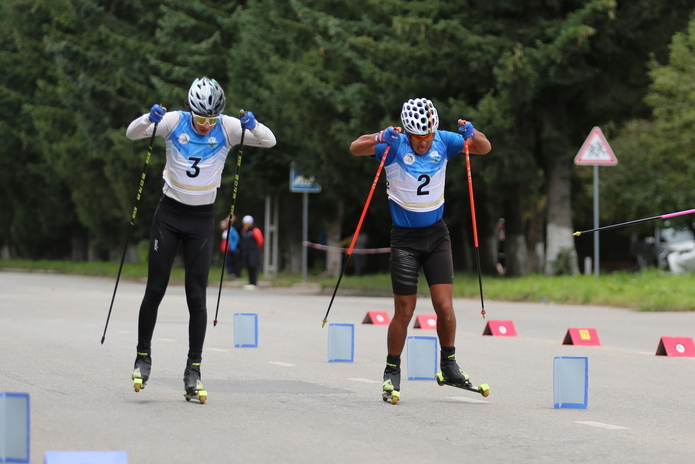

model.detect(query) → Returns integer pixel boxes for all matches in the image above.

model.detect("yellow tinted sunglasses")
[409,132,434,142]
[193,115,219,126]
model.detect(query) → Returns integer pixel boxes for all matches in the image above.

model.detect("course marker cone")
[413,314,437,329]
[563,328,600,346]
[483,320,517,337]
[362,311,390,325]
[655,336,695,357]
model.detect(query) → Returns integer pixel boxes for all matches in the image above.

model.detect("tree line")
[2,0,694,276]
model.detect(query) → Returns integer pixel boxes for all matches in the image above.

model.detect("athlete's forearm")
[467,130,491,155]
[350,133,379,156]
[245,122,277,148]
[126,112,177,141]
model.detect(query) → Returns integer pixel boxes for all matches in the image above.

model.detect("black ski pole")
[213,109,247,327]
[101,120,159,344]
[573,208,695,236]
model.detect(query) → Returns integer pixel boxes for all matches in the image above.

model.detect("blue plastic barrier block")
[406,336,438,380]
[44,451,127,464]
[234,313,259,347]
[1,392,30,463]
[327,323,354,362]
[553,356,589,409]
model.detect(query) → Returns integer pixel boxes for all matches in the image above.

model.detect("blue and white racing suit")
[373,130,464,295]
[126,111,275,358]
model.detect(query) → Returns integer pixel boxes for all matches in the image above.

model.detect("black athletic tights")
[137,196,214,362]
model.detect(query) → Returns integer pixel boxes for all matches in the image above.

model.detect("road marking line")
[207,348,228,352]
[447,396,488,404]
[268,361,295,367]
[576,421,628,430]
[348,378,381,384]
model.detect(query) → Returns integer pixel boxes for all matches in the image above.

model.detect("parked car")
[634,226,695,271]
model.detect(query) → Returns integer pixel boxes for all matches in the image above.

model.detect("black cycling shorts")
[389,219,454,295]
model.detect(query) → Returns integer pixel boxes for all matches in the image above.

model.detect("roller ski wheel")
[133,374,144,392]
[382,362,401,405]
[132,352,151,393]
[183,361,206,404]
[382,383,400,405]
[435,372,490,397]
[184,380,208,404]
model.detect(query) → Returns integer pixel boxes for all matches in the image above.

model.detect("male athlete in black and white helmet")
[125,77,276,402]
[400,97,440,135]
[187,77,226,117]
[349,97,492,404]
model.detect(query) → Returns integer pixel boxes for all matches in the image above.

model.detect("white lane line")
[576,421,628,430]
[268,361,295,367]
[348,378,381,384]
[447,396,489,404]
[207,348,229,352]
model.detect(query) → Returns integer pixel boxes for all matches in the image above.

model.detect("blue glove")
[240,111,257,130]
[375,126,401,146]
[149,104,166,124]
[458,120,475,139]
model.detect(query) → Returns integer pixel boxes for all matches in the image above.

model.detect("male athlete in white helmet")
[125,77,276,402]
[350,98,491,404]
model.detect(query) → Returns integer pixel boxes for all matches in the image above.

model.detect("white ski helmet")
[400,98,439,135]
[187,77,226,116]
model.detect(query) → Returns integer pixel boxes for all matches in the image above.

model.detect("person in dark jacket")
[240,215,264,289]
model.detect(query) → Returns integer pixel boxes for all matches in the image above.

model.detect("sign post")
[574,127,618,276]
[290,163,321,281]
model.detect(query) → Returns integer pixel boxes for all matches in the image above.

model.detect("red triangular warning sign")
[574,127,618,166]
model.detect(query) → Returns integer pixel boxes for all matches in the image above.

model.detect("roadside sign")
[574,127,618,166]
[290,163,321,193]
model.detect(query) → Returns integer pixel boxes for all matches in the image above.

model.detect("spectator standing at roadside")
[495,218,506,275]
[220,215,240,279]
[240,215,264,289]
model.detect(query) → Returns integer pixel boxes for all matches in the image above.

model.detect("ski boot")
[183,360,207,404]
[382,362,401,405]
[438,354,472,388]
[435,350,490,397]
[132,352,151,392]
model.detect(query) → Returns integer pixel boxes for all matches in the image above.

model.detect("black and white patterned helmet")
[400,98,439,135]
[187,77,226,116]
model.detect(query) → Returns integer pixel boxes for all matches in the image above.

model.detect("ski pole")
[322,145,392,328]
[463,133,486,319]
[213,109,247,327]
[101,120,159,344]
[573,208,695,236]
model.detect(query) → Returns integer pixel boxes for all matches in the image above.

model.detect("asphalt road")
[1,271,695,463]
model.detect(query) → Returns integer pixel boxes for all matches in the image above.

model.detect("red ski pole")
[463,133,487,319]
[322,145,392,327]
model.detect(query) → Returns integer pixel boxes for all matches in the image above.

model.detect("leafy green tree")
[0,0,81,259]
[465,0,694,275]
[2,0,694,282]
[603,12,695,231]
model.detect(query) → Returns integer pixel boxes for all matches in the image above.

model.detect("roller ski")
[132,352,151,392]
[183,360,207,404]
[381,360,401,404]
[435,348,490,397]
[435,372,490,397]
